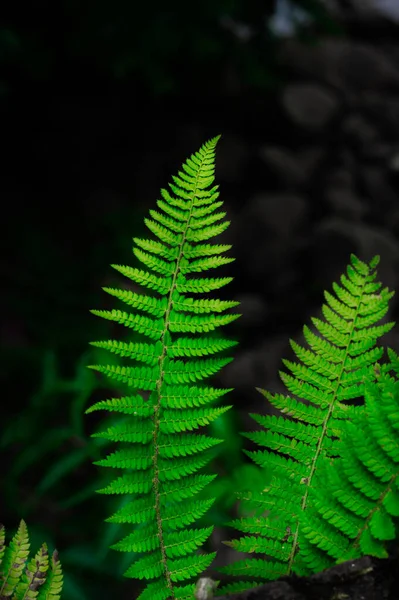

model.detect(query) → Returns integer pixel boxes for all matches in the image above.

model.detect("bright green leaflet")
[217,254,395,595]
[86,135,241,600]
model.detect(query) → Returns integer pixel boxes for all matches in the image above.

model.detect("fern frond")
[0,520,63,599]
[300,368,399,568]
[219,254,395,589]
[87,135,240,599]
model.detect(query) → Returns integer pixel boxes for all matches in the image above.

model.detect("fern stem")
[288,266,375,572]
[152,145,216,598]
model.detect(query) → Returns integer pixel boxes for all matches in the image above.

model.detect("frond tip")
[88,134,240,598]
[0,519,63,599]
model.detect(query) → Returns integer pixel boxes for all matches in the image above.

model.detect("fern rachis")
[217,254,396,595]
[86,135,240,600]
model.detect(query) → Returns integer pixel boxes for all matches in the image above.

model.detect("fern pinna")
[300,348,399,569]
[86,135,240,600]
[218,254,395,595]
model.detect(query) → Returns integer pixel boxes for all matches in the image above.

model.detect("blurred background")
[2,0,399,598]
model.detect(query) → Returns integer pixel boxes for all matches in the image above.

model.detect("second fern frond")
[218,254,395,594]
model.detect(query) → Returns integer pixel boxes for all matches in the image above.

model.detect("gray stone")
[236,193,308,279]
[314,217,399,296]
[214,133,250,182]
[361,166,398,208]
[219,349,260,389]
[234,293,269,327]
[338,44,399,91]
[216,550,398,599]
[244,193,309,238]
[278,39,399,91]
[326,188,367,220]
[360,93,399,136]
[325,169,367,220]
[282,83,339,130]
[259,145,324,187]
[389,151,399,171]
[219,337,289,394]
[347,0,399,22]
[342,113,379,146]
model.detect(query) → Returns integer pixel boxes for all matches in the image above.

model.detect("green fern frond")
[300,366,399,570]
[219,254,395,589]
[0,519,63,599]
[87,135,240,599]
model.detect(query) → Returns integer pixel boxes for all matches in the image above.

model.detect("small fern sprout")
[0,519,63,599]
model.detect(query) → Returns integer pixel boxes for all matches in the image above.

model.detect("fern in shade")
[299,350,399,569]
[217,254,395,595]
[86,135,241,600]
[0,519,63,599]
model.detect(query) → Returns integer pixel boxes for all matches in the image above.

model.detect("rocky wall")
[208,35,399,413]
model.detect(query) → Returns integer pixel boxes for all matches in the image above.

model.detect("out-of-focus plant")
[0,0,341,97]
[1,341,246,599]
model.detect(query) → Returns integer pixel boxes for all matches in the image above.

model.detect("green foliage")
[217,254,396,595]
[4,131,399,600]
[1,350,103,516]
[300,354,399,567]
[1,346,150,600]
[0,519,63,599]
[87,135,241,598]
[0,1,341,96]
[2,345,245,599]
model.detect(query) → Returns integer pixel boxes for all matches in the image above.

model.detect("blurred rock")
[314,217,399,296]
[279,39,399,91]
[342,113,379,147]
[234,293,269,327]
[237,193,308,280]
[216,548,398,599]
[259,145,324,187]
[282,83,340,130]
[325,168,367,219]
[215,133,251,182]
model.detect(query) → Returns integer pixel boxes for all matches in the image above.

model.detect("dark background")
[2,1,399,598]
